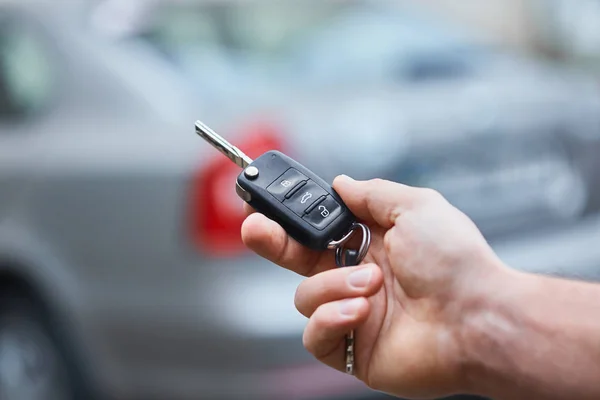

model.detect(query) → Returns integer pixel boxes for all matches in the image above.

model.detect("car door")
[0,9,56,222]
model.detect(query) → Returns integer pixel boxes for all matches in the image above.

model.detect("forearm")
[462,265,600,400]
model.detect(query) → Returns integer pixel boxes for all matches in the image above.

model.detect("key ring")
[327,222,371,375]
[333,223,371,268]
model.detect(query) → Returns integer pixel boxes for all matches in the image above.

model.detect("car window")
[103,0,482,94]
[0,14,54,121]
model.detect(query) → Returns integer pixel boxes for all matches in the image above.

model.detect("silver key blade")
[195,120,253,168]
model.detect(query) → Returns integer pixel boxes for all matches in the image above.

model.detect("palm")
[351,226,398,382]
[351,226,453,396]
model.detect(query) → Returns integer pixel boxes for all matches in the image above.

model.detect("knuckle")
[294,274,328,317]
[310,305,330,330]
[293,285,305,314]
[420,187,443,201]
[274,232,290,266]
[368,178,387,189]
[303,314,327,357]
[301,329,315,354]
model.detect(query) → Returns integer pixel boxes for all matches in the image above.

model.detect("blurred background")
[0,0,599,399]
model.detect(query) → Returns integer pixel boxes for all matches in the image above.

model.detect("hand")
[241,176,509,399]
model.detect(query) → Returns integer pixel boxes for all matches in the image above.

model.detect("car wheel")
[0,288,85,400]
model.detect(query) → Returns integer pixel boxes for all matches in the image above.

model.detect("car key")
[195,120,371,375]
[195,120,358,251]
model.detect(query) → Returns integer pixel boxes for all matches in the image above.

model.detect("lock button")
[303,195,342,230]
[267,168,308,202]
[283,180,328,217]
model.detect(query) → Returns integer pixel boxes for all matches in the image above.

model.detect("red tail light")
[189,121,284,256]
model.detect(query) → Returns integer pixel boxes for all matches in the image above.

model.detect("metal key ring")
[327,228,356,250]
[328,222,371,266]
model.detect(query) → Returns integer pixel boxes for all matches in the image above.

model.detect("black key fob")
[236,151,356,250]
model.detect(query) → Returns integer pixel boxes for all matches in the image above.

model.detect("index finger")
[241,213,336,277]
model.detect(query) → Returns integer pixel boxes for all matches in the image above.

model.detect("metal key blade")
[195,120,253,168]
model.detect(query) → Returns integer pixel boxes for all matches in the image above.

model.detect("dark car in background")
[1,0,600,399]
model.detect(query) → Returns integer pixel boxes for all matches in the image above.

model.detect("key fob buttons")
[303,195,342,230]
[283,181,328,217]
[267,168,308,202]
[266,168,343,231]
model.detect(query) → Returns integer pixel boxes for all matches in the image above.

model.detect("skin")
[241,175,600,400]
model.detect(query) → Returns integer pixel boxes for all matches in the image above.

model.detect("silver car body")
[1,1,600,399]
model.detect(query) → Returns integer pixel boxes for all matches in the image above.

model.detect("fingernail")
[338,174,355,182]
[348,268,372,289]
[339,298,363,317]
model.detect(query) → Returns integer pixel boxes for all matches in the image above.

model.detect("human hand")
[241,176,509,399]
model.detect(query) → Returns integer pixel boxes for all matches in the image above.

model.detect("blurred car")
[1,1,600,400]
[131,0,600,236]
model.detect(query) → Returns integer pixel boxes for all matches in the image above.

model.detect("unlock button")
[283,180,327,217]
[303,196,342,230]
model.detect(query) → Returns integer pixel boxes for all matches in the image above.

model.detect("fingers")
[332,175,422,228]
[242,202,255,216]
[241,175,421,275]
[241,213,334,276]
[303,297,370,369]
[295,264,383,317]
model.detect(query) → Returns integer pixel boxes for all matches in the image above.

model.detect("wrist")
[455,258,534,397]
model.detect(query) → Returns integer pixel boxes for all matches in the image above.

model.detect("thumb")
[332,175,420,228]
